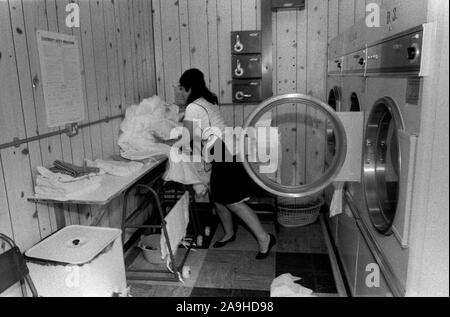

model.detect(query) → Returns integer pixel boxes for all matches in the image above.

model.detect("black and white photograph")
[0,0,448,301]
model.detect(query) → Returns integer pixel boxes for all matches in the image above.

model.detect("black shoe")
[213,233,236,248]
[256,234,276,260]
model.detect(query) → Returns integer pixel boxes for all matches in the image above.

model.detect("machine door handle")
[234,35,244,53]
[235,91,252,100]
[234,60,244,77]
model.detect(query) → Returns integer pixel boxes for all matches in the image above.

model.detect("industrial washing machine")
[333,45,369,296]
[347,24,432,297]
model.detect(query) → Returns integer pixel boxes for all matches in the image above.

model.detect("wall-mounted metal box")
[232,80,262,103]
[231,31,261,54]
[271,0,305,11]
[232,54,262,79]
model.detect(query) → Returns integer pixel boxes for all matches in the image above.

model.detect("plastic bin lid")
[25,225,121,265]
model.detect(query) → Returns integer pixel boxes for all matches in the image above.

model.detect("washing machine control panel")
[366,28,423,75]
[343,49,366,75]
[328,56,344,75]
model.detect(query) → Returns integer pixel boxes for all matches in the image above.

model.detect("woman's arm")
[153,119,195,146]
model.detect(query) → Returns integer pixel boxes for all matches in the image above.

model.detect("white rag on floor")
[85,159,144,177]
[270,273,315,297]
[160,191,190,266]
[34,166,102,201]
[329,182,345,217]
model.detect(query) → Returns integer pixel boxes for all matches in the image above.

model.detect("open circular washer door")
[240,93,347,198]
[363,97,404,234]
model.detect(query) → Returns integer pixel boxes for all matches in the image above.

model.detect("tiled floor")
[127,208,340,298]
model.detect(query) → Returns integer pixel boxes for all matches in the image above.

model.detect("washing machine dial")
[407,43,420,62]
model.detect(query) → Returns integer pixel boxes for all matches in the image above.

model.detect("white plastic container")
[25,225,127,297]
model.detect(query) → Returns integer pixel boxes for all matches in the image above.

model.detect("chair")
[0,233,38,297]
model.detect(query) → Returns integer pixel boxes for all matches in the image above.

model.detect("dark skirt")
[208,141,259,205]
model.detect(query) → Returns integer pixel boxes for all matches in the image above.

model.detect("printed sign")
[37,30,85,128]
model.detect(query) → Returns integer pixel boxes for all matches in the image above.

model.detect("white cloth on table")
[85,159,143,177]
[160,191,190,266]
[34,166,102,201]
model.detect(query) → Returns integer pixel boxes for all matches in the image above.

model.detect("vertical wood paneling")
[306,0,328,183]
[55,0,81,226]
[231,0,244,127]
[296,8,307,185]
[188,0,209,82]
[0,1,41,249]
[132,0,144,101]
[338,0,355,34]
[152,0,166,100]
[0,155,14,239]
[275,10,297,186]
[103,0,121,155]
[127,0,139,103]
[328,0,339,41]
[242,0,258,122]
[354,0,366,22]
[179,0,191,75]
[216,0,233,126]
[9,0,53,236]
[0,0,157,248]
[90,0,115,162]
[206,0,219,95]
[160,0,182,104]
[118,0,135,106]
[142,0,156,96]
[79,0,104,161]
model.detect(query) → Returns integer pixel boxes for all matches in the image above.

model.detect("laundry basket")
[276,196,324,227]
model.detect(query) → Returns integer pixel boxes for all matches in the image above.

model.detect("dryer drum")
[241,93,347,198]
[363,98,404,234]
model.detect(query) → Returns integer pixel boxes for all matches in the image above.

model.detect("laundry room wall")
[152,0,329,186]
[0,0,157,251]
[328,0,376,38]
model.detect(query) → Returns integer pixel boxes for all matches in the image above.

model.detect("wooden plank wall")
[329,0,375,37]
[152,0,329,186]
[0,0,157,256]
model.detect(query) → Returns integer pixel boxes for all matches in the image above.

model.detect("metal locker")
[231,31,261,54]
[232,80,262,103]
[232,55,262,79]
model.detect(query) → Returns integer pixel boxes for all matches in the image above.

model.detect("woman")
[170,68,275,259]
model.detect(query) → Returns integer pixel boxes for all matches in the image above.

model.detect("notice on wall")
[37,30,85,128]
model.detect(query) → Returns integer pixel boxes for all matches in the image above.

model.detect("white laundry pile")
[270,273,316,297]
[118,95,181,154]
[118,95,207,193]
[160,191,190,267]
[34,166,102,201]
[85,159,144,177]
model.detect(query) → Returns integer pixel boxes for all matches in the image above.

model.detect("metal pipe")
[0,114,124,151]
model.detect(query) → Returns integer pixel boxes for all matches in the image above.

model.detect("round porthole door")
[363,97,404,234]
[240,93,347,198]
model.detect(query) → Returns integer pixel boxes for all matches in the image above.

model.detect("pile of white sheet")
[34,166,102,201]
[118,95,207,193]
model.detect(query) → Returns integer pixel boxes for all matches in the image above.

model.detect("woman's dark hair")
[179,68,218,105]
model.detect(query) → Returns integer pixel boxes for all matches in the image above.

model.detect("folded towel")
[34,166,102,201]
[49,160,100,177]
